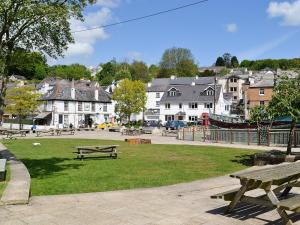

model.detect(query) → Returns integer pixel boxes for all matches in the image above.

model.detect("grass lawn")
[3,139,258,196]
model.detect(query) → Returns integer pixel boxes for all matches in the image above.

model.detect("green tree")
[268,75,300,155]
[231,56,239,68]
[176,59,199,77]
[198,69,216,77]
[130,61,150,82]
[148,64,159,79]
[5,86,41,129]
[48,64,91,80]
[112,79,147,123]
[0,0,94,117]
[222,53,232,68]
[249,105,269,127]
[115,69,132,81]
[215,57,225,67]
[96,60,117,85]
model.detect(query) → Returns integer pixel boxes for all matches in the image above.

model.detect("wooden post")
[193,126,195,141]
[248,128,250,145]
[267,128,271,146]
[216,128,219,143]
[182,128,185,140]
[203,127,206,142]
[230,128,233,144]
[293,128,296,148]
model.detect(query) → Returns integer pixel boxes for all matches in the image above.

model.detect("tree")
[48,64,91,80]
[231,56,239,68]
[115,69,131,81]
[158,47,196,77]
[130,61,150,82]
[5,86,41,129]
[176,59,199,77]
[215,57,225,67]
[148,64,159,79]
[249,105,269,127]
[0,0,94,118]
[112,79,147,123]
[223,53,232,68]
[267,75,300,155]
[96,61,117,85]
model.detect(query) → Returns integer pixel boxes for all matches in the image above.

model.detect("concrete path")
[0,143,30,205]
[20,130,300,152]
[1,175,300,225]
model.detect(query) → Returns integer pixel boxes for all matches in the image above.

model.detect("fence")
[178,127,300,147]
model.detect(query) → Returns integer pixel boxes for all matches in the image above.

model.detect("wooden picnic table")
[75,145,118,160]
[211,161,300,225]
[2,129,27,139]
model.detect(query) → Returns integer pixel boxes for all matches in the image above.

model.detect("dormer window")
[206,90,214,96]
[168,88,177,97]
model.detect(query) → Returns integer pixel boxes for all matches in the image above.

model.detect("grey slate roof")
[147,77,215,92]
[160,84,222,103]
[41,79,111,103]
[250,79,274,88]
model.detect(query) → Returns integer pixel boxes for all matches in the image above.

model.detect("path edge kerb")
[0,142,31,205]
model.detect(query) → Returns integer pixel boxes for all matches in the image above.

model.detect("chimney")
[95,89,99,101]
[170,75,176,80]
[71,79,75,99]
[147,82,152,88]
[195,75,199,80]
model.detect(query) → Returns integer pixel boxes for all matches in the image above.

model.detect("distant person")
[31,124,37,133]
[69,123,73,129]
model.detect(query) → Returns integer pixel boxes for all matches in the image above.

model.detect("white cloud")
[267,0,300,26]
[95,0,121,8]
[238,31,297,60]
[65,7,113,58]
[226,23,238,33]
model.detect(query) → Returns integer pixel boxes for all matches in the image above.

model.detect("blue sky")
[51,0,300,67]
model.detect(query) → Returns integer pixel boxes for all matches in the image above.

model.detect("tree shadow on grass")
[206,203,300,224]
[20,157,84,179]
[231,154,255,166]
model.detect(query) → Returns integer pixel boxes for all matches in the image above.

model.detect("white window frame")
[259,88,265,96]
[165,103,171,109]
[205,103,213,109]
[156,101,160,107]
[189,102,198,109]
[156,92,160,98]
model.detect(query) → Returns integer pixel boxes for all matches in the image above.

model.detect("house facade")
[36,78,114,128]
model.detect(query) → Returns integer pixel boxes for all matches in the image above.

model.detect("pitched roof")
[250,79,274,88]
[40,79,111,103]
[160,84,222,103]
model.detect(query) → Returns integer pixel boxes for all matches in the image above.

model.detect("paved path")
[0,143,30,205]
[21,130,300,152]
[1,175,300,225]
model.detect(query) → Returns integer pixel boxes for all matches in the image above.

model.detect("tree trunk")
[287,119,296,155]
[18,116,21,130]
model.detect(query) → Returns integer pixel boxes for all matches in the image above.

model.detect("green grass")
[3,139,258,196]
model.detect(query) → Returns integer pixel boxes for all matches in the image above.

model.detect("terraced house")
[35,78,114,128]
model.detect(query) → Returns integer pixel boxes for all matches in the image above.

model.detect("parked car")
[165,121,187,130]
[98,122,113,130]
[143,120,162,128]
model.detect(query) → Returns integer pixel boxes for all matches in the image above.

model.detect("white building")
[35,78,114,128]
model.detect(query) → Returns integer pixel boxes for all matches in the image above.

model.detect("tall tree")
[0,0,94,117]
[267,75,300,155]
[5,86,41,129]
[222,53,232,68]
[215,57,225,67]
[48,64,91,80]
[130,60,150,82]
[176,59,199,77]
[96,60,117,86]
[148,64,159,79]
[112,79,146,123]
[231,56,239,68]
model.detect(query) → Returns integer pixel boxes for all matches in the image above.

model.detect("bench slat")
[277,195,300,211]
[211,187,240,201]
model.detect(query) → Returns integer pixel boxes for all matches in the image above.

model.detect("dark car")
[143,120,162,128]
[165,120,187,130]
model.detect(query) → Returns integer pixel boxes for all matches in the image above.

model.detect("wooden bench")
[75,145,118,160]
[36,129,55,137]
[162,130,178,137]
[56,128,75,136]
[0,159,7,181]
[277,195,300,212]
[2,130,27,139]
[211,188,240,201]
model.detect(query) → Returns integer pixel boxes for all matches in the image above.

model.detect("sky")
[50,0,300,68]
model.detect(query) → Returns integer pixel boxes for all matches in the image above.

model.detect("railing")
[178,127,300,147]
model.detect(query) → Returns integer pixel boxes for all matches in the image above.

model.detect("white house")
[35,78,114,128]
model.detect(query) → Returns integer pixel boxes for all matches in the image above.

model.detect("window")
[165,103,171,109]
[156,101,160,107]
[225,105,230,111]
[189,116,198,121]
[84,103,90,111]
[78,102,83,111]
[59,114,63,124]
[64,101,68,111]
[230,78,237,83]
[104,114,109,122]
[179,103,182,109]
[189,102,198,109]
[259,88,265,95]
[168,88,177,97]
[260,101,265,105]
[206,90,214,96]
[92,102,95,112]
[165,115,174,121]
[156,92,160,98]
[103,103,108,112]
[233,96,238,100]
[63,115,69,125]
[205,103,213,109]
[230,87,237,92]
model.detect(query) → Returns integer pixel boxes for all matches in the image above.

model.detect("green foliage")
[5,86,41,126]
[219,68,230,76]
[231,56,239,68]
[249,105,269,126]
[240,58,300,70]
[48,64,91,80]
[8,49,48,80]
[115,69,132,81]
[130,60,150,82]
[215,57,225,66]
[215,53,239,68]
[112,79,147,121]
[158,47,198,78]
[198,70,216,77]
[148,64,159,79]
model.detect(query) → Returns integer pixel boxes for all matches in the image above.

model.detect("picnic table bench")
[211,161,300,224]
[56,128,75,136]
[75,145,118,160]
[2,130,27,139]
[0,159,7,181]
[122,128,141,136]
[162,129,178,137]
[36,129,55,137]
